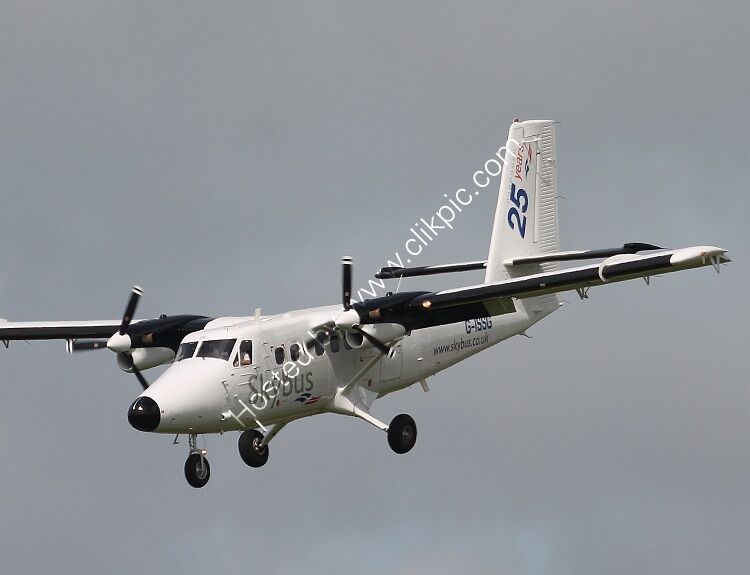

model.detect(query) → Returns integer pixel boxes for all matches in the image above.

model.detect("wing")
[0,315,213,352]
[415,246,729,308]
[0,319,125,341]
[352,245,730,331]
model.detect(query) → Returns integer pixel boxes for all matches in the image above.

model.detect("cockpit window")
[175,341,198,361]
[196,338,236,361]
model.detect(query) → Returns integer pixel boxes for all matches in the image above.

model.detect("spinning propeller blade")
[342,256,352,311]
[131,365,149,391]
[118,351,149,390]
[352,325,390,354]
[119,286,142,335]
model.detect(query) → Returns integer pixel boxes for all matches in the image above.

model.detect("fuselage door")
[227,338,257,394]
[380,343,403,381]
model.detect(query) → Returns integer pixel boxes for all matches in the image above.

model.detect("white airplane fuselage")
[142,301,551,435]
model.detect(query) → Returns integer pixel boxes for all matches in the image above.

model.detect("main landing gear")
[184,433,210,488]
[238,429,269,467]
[237,422,286,468]
[331,389,418,455]
[387,414,417,454]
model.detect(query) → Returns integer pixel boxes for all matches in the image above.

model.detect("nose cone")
[128,396,160,432]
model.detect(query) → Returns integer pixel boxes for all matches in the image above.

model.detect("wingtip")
[669,246,729,266]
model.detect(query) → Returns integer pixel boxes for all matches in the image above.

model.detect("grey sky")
[1,2,748,574]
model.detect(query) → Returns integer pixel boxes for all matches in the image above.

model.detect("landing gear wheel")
[387,414,417,454]
[238,429,269,467]
[184,453,210,488]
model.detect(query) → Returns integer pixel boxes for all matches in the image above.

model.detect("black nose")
[128,396,160,432]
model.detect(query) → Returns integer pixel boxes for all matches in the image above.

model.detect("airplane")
[0,119,730,488]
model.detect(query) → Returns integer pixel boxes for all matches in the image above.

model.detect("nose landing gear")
[184,433,210,488]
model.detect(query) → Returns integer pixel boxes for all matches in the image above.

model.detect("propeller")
[107,285,149,389]
[307,257,391,354]
[342,256,352,310]
[107,286,142,353]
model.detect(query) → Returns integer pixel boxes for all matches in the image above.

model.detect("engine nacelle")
[344,323,406,349]
[117,347,176,372]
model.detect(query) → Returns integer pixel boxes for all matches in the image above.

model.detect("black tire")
[387,414,417,454]
[184,453,210,488]
[238,429,269,467]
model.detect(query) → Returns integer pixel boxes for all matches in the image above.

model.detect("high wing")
[0,315,212,351]
[351,245,729,331]
[0,319,127,341]
[0,315,211,351]
[412,245,729,309]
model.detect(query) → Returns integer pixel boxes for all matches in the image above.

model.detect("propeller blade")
[119,285,143,335]
[353,325,390,354]
[66,339,109,353]
[131,365,149,390]
[342,256,352,311]
[118,352,149,390]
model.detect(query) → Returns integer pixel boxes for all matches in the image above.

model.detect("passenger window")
[306,333,325,356]
[290,343,300,362]
[274,346,285,365]
[233,340,253,367]
[306,338,322,356]
[329,334,340,353]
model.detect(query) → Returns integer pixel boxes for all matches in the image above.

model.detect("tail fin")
[485,120,560,283]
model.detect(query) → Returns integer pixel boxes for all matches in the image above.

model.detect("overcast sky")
[1,2,748,574]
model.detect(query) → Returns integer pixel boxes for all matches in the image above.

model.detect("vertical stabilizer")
[485,120,560,284]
